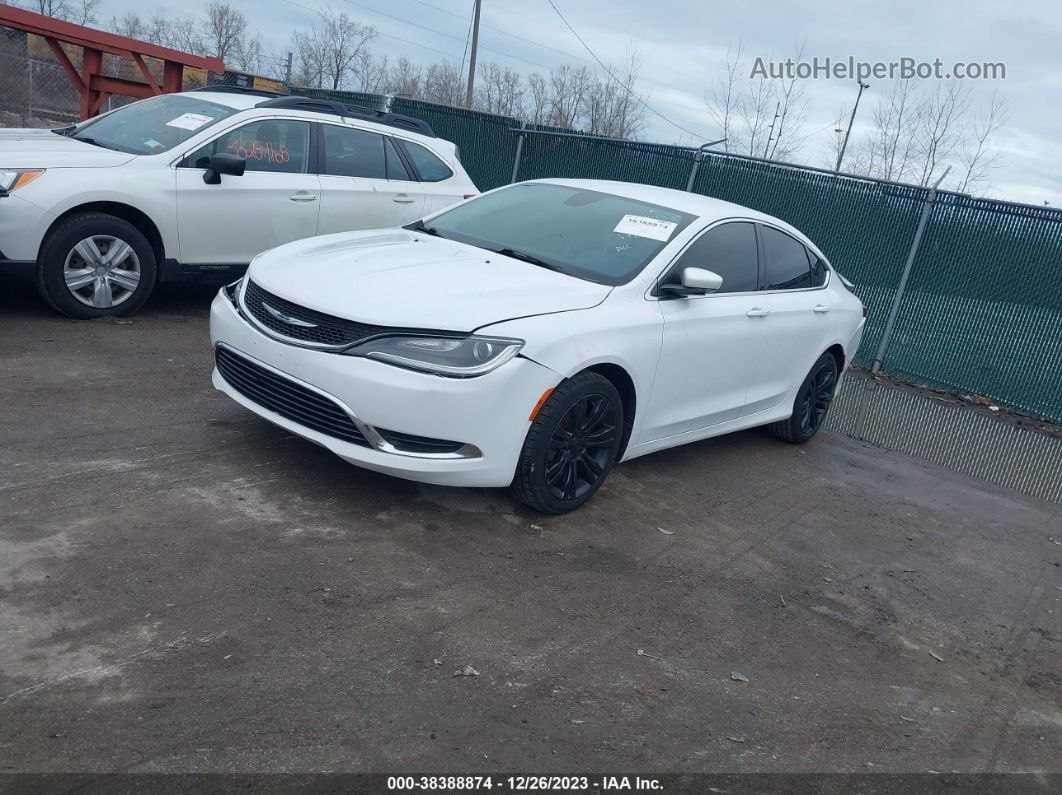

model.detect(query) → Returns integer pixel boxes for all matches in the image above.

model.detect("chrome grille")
[243,279,384,347]
[215,346,369,447]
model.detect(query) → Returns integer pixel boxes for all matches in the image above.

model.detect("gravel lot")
[2,283,1060,774]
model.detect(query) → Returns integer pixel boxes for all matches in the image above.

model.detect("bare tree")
[202,2,246,63]
[546,65,591,129]
[290,9,377,90]
[422,61,465,106]
[764,42,809,160]
[474,62,524,117]
[291,26,327,88]
[233,32,281,77]
[354,53,389,93]
[735,64,775,157]
[704,42,807,159]
[525,72,550,125]
[32,0,99,25]
[705,41,743,152]
[385,57,422,97]
[914,81,971,185]
[583,48,646,139]
[863,79,921,182]
[956,92,1009,193]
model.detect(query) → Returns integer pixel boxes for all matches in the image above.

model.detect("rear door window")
[321,125,387,179]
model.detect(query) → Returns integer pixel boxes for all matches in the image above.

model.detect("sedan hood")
[248,230,611,331]
[0,129,137,168]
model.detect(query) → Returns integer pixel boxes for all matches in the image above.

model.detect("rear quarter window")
[399,140,453,182]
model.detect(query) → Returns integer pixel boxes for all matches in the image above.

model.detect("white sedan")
[209,179,866,512]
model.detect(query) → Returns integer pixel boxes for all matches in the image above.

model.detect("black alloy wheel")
[767,352,840,444]
[511,371,624,513]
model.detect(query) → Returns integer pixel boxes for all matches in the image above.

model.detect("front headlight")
[0,169,45,194]
[345,334,524,377]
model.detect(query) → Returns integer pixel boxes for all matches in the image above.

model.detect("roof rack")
[191,85,286,98]
[255,96,436,138]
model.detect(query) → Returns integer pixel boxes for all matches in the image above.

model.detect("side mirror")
[659,267,723,297]
[203,153,246,184]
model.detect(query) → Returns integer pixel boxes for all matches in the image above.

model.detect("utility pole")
[284,51,293,88]
[464,0,482,108]
[835,80,869,172]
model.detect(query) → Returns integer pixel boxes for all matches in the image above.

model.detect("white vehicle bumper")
[0,193,53,264]
[209,288,560,488]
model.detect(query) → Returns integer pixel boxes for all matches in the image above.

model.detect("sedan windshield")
[68,95,241,155]
[417,183,696,285]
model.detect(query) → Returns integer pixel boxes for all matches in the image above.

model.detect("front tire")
[510,371,624,514]
[767,352,839,443]
[37,212,157,319]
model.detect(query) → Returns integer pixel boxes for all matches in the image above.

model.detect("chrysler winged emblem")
[261,302,318,328]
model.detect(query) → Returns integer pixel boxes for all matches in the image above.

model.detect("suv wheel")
[37,213,157,319]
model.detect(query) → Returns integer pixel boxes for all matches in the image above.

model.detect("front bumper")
[209,288,560,487]
[0,193,52,263]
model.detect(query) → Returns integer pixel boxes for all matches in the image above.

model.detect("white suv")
[0,87,478,318]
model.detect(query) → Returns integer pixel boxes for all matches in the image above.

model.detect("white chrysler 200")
[209,179,866,512]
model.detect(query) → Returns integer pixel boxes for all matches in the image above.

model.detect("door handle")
[392,194,415,204]
[746,307,770,318]
[813,304,830,313]
[289,192,318,202]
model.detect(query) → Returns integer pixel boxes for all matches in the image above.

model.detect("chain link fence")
[0,42,1056,423]
[0,25,286,129]
[302,87,1062,425]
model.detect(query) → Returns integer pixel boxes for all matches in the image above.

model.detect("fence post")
[685,139,726,192]
[510,122,526,184]
[871,166,950,374]
[509,121,526,184]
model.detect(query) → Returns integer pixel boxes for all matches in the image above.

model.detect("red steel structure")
[0,5,224,120]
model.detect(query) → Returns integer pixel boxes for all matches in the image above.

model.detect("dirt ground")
[1,283,1060,775]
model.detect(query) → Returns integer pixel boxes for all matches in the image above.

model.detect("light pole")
[834,80,869,173]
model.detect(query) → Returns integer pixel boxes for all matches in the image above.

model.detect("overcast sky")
[100,0,1061,205]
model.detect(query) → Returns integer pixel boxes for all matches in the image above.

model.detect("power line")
[279,0,719,134]
[407,0,714,113]
[542,0,709,140]
[410,0,710,88]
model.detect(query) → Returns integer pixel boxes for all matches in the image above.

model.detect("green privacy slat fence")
[295,88,1062,423]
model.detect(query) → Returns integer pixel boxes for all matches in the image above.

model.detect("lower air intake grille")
[215,346,369,447]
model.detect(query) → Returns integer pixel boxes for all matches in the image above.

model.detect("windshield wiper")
[52,125,77,137]
[406,219,443,237]
[494,247,566,274]
[72,135,123,152]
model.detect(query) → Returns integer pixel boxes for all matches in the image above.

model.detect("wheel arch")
[824,343,846,373]
[42,202,166,267]
[580,362,637,460]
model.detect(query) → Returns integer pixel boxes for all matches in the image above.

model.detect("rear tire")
[510,371,624,514]
[37,212,157,319]
[767,352,839,444]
